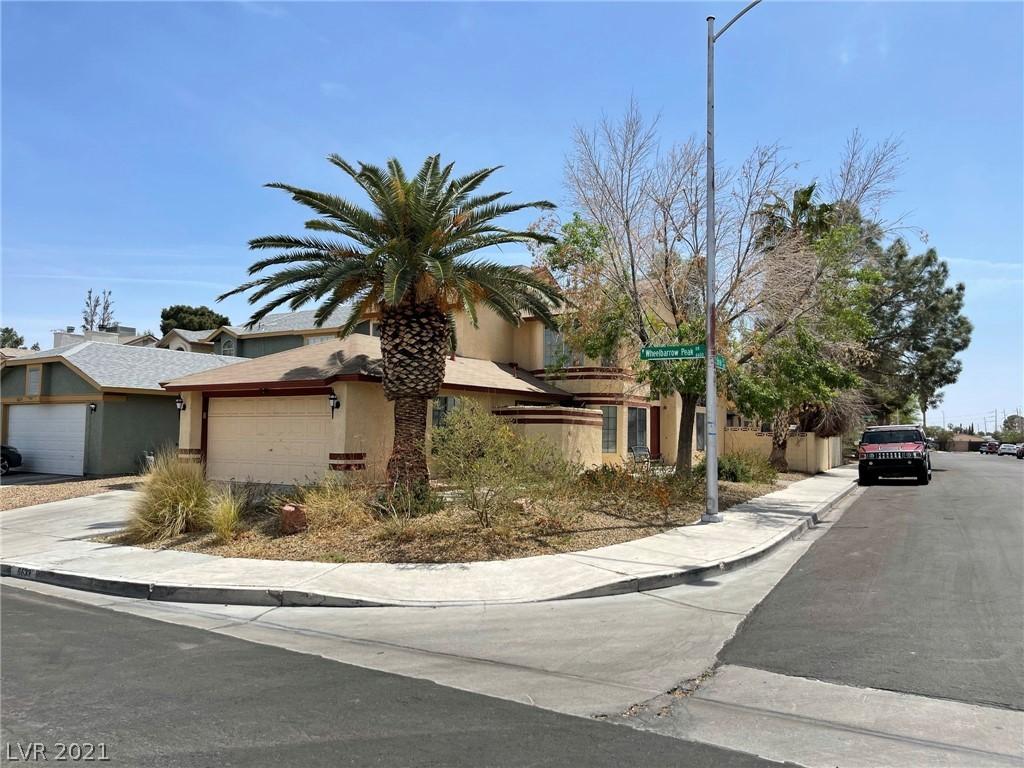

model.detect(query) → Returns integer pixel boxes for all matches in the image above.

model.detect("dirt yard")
[134,473,807,564]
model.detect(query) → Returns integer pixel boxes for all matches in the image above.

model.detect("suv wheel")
[858,468,873,486]
[918,467,930,485]
[0,458,8,476]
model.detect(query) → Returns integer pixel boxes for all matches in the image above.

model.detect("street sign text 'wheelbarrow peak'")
[640,344,726,369]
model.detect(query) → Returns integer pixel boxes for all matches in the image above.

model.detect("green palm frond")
[222,153,564,333]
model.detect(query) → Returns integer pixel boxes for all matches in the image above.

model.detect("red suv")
[858,425,931,486]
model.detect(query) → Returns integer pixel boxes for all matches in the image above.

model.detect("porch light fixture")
[89,402,97,413]
[328,392,341,418]
[175,396,187,412]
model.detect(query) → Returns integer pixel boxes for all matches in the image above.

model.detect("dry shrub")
[293,474,372,530]
[206,485,247,543]
[126,451,210,542]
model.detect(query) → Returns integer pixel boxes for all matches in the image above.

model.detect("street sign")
[640,343,705,361]
[640,344,726,370]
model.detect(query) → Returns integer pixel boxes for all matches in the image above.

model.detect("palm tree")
[220,154,564,492]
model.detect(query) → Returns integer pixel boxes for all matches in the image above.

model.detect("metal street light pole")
[703,0,762,524]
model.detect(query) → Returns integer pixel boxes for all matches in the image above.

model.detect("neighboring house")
[122,333,159,347]
[0,342,242,475]
[0,348,34,361]
[156,328,216,353]
[51,324,155,348]
[204,308,376,358]
[948,433,985,452]
[164,307,844,485]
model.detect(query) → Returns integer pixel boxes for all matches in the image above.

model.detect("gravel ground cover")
[125,473,807,564]
[1,475,139,512]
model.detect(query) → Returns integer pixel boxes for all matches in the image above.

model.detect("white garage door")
[206,396,333,485]
[7,404,87,475]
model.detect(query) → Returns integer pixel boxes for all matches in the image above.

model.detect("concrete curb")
[1,478,858,609]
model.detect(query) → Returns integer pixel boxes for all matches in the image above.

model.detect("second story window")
[26,365,42,397]
[304,335,335,345]
[221,338,236,357]
[543,327,582,368]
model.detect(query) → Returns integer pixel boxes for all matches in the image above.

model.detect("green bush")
[693,451,777,484]
[126,451,211,542]
[432,401,568,527]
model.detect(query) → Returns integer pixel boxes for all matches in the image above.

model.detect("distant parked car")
[1,445,23,476]
[997,443,1018,456]
[980,441,999,454]
[1017,444,1024,460]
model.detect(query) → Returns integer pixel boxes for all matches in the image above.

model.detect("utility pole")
[703,0,762,524]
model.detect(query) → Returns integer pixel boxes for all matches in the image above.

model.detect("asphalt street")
[1,588,783,768]
[720,451,1024,710]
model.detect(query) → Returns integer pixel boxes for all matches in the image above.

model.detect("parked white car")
[996,443,1018,456]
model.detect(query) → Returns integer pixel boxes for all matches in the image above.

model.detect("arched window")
[221,338,236,356]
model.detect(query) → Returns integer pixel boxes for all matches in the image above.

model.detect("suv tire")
[917,468,930,485]
[858,469,873,486]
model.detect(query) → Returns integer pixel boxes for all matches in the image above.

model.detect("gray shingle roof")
[167,328,216,342]
[223,306,353,336]
[10,341,243,392]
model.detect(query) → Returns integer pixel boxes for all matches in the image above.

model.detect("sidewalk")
[1,467,857,607]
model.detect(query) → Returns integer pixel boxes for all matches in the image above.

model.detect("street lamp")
[703,0,762,524]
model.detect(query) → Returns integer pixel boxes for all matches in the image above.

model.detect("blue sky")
[3,1,1021,431]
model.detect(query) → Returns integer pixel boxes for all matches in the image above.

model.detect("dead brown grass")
[146,474,800,564]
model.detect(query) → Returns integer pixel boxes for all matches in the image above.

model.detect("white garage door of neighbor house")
[206,396,333,485]
[7,404,88,475]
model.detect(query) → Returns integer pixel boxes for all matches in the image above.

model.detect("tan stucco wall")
[454,306,516,362]
[721,428,840,474]
[658,395,729,467]
[177,391,204,452]
[508,419,602,469]
[512,321,545,371]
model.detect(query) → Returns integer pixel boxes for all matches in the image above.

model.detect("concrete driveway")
[1,472,80,486]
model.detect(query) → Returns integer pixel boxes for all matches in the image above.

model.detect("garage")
[7,404,87,475]
[206,395,332,485]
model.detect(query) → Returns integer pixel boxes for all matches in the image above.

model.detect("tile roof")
[5,341,243,392]
[163,336,570,399]
[0,348,34,358]
[221,306,353,336]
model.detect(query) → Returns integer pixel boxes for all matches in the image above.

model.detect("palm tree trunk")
[387,397,429,487]
[674,392,699,476]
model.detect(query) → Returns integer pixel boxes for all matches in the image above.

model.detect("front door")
[650,406,661,459]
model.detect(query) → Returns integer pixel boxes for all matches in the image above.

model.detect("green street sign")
[640,344,726,370]
[640,343,705,361]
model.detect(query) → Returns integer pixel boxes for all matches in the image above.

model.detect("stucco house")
[0,342,241,475]
[203,308,378,359]
[156,328,216,353]
[163,304,844,485]
[0,348,34,362]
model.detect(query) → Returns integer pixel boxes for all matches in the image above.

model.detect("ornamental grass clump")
[205,484,248,543]
[298,474,372,530]
[126,450,210,542]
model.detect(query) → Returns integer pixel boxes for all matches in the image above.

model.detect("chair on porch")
[627,445,652,472]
